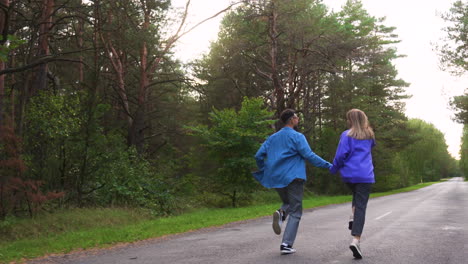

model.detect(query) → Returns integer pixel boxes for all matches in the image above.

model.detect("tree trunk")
[0,0,9,125]
[77,13,84,84]
[0,52,5,126]
[99,8,132,135]
[129,7,151,153]
[231,190,237,208]
[268,1,284,119]
[17,73,30,136]
[32,0,54,94]
[9,55,15,124]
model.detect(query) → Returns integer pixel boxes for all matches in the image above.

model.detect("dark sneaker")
[349,241,363,259]
[280,244,296,255]
[272,210,283,235]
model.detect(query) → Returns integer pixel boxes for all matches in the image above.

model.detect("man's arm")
[254,139,269,170]
[296,134,332,168]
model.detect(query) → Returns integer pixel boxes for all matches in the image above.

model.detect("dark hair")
[280,109,296,124]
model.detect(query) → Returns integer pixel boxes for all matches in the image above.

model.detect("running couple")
[253,108,375,259]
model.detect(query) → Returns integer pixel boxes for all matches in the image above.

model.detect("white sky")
[171,0,466,159]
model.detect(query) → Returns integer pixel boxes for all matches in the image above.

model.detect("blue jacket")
[254,127,332,188]
[330,130,375,183]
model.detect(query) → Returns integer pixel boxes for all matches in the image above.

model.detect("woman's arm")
[330,133,351,174]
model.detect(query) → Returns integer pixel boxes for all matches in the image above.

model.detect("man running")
[254,109,332,255]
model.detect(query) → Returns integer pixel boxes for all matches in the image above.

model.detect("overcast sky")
[171,0,466,159]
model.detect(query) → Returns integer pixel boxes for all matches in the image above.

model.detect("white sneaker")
[272,210,282,235]
[280,244,296,255]
[349,240,363,259]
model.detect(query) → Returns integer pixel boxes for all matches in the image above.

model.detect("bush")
[22,90,175,214]
[93,146,176,216]
[186,97,274,207]
[0,124,63,219]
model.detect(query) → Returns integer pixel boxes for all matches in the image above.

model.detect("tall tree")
[438,1,468,178]
[459,125,468,177]
[31,0,54,94]
[195,0,411,194]
[438,1,468,125]
[0,0,9,125]
[438,0,468,75]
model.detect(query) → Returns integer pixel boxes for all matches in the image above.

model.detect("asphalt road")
[29,177,468,264]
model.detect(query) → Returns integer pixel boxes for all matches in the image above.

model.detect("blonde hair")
[346,109,375,140]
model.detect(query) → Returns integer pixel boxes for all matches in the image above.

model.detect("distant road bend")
[29,177,468,264]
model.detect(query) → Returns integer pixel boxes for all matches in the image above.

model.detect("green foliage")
[186,97,274,207]
[26,91,81,141]
[450,94,468,124]
[438,2,468,126]
[193,7,271,112]
[459,126,468,177]
[308,127,347,194]
[93,146,176,215]
[0,35,26,62]
[438,0,468,74]
[23,91,174,214]
[379,119,457,191]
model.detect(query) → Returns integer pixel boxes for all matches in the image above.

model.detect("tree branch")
[0,57,82,75]
[149,1,242,73]
[0,48,95,75]
[172,1,242,44]
[254,64,272,80]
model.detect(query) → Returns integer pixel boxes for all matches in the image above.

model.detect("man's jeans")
[275,179,304,246]
[347,183,372,236]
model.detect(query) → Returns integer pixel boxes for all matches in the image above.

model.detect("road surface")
[29,177,468,264]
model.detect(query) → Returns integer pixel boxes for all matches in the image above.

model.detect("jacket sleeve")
[330,133,351,174]
[254,138,269,170]
[296,134,332,168]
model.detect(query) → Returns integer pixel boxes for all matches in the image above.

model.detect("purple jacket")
[330,130,375,183]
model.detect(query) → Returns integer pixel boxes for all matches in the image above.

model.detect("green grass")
[370,182,436,198]
[0,182,439,263]
[0,207,152,242]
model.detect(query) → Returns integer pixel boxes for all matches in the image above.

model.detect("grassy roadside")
[0,182,438,263]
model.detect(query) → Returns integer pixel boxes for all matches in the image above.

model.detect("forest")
[0,0,461,220]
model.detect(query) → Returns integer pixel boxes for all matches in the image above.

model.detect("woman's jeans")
[347,183,372,237]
